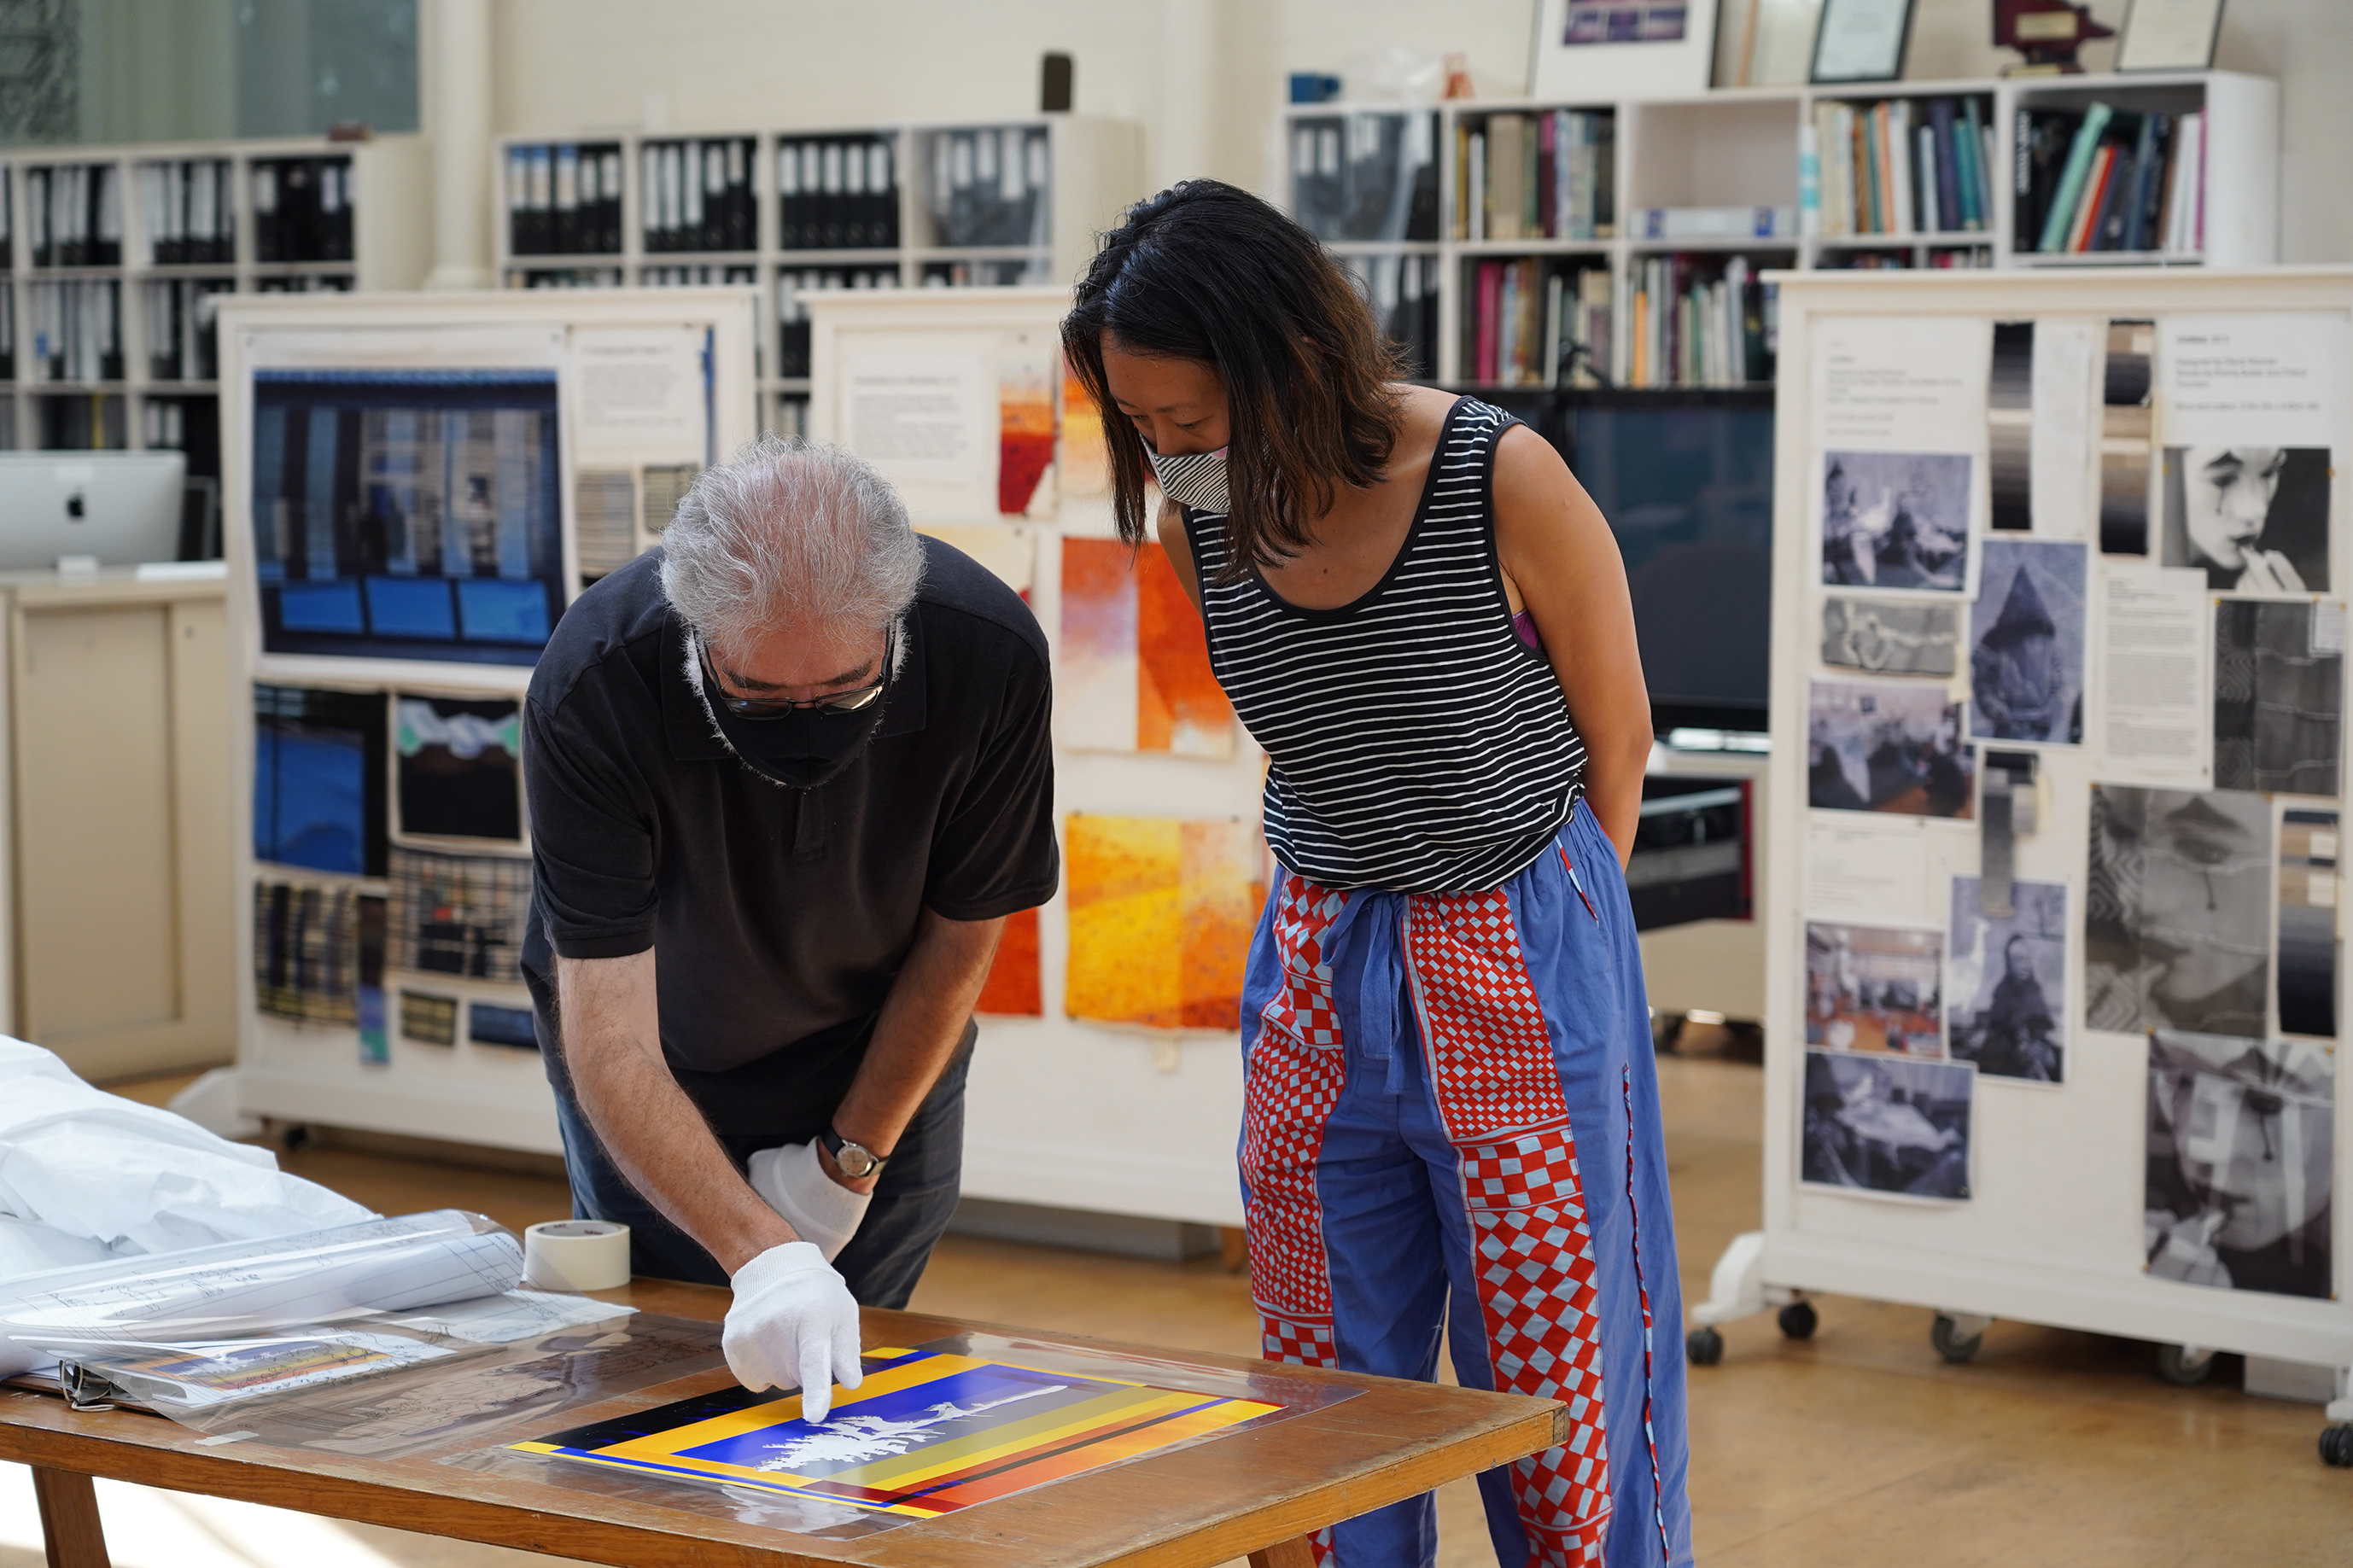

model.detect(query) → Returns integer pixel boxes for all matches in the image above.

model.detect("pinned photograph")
[2146,1032,2333,1300]
[1820,451,1971,592]
[1806,921,1944,1057]
[1802,1050,1973,1201]
[2084,785,2272,1039]
[1947,877,2066,1083]
[1821,597,1959,677]
[2213,600,2344,797]
[1969,539,2086,745]
[2160,446,2331,592]
[1807,681,1975,819]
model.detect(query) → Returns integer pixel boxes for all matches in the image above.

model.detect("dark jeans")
[551,1033,970,1306]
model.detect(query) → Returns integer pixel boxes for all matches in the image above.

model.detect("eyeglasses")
[698,629,892,719]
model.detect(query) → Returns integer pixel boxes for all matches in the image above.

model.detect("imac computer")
[0,452,190,571]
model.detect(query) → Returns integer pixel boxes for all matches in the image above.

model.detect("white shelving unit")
[492,117,1143,441]
[0,135,430,467]
[1282,70,2276,390]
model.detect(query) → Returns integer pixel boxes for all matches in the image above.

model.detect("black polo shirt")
[521,540,1056,1134]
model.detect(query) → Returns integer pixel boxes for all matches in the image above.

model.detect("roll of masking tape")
[523,1220,631,1291]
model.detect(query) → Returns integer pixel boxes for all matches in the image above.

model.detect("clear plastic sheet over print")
[441,1331,1359,1542]
[96,1309,729,1461]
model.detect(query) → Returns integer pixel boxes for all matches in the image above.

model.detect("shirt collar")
[661,606,929,761]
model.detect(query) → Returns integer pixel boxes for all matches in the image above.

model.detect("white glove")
[746,1140,873,1262]
[723,1241,864,1423]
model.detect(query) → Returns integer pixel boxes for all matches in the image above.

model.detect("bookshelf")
[1282,70,2276,392]
[0,135,431,476]
[493,116,1144,443]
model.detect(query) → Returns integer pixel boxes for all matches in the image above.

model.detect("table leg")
[1246,1538,1315,1568]
[31,1467,110,1568]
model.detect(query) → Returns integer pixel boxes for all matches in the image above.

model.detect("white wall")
[486,0,2349,260]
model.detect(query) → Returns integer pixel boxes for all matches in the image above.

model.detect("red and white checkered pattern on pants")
[1410,888,1612,1568]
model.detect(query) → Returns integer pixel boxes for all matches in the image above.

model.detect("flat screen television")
[1485,388,1775,735]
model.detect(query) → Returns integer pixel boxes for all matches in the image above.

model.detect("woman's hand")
[1493,427,1651,868]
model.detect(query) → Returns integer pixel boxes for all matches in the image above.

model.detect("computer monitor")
[1489,388,1776,735]
[0,451,190,570]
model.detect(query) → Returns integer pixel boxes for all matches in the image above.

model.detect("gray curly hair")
[658,435,924,651]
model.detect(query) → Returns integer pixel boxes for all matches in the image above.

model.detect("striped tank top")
[1182,396,1588,893]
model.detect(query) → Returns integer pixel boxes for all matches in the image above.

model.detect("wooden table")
[2,1279,1567,1567]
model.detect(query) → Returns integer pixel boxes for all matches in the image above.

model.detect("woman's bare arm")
[1492,425,1651,867]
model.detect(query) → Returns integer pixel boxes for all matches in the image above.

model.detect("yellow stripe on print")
[588,1352,993,1464]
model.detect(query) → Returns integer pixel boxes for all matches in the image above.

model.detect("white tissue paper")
[0,1035,374,1286]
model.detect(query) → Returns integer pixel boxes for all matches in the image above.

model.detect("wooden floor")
[5,1050,2344,1566]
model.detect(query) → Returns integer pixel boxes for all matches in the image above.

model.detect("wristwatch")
[821,1128,889,1180]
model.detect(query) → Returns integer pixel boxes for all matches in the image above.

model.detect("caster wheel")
[2154,1344,2216,1387]
[1930,1314,1983,1364]
[1684,1326,1724,1367]
[2321,1425,2353,1467]
[1777,1300,1818,1340]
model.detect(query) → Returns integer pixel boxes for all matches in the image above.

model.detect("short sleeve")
[524,690,661,959]
[924,645,1060,920]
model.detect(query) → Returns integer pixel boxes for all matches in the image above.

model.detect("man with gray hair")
[521,438,1056,1418]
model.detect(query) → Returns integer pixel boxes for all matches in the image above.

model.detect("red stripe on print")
[1408,887,1612,1567]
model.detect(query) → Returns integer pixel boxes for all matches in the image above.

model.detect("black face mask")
[692,637,892,791]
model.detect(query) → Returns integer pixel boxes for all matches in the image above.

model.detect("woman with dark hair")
[1064,181,1689,1568]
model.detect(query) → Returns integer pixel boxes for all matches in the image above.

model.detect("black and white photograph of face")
[1807,681,1975,819]
[2161,446,2330,593]
[1821,452,1972,593]
[2084,786,2272,1040]
[2213,599,2344,798]
[1947,877,2066,1084]
[1801,1050,1973,1201]
[2146,1031,2333,1300]
[1821,597,1960,677]
[1967,539,2086,746]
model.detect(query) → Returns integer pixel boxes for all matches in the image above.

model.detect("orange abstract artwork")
[974,906,1042,1017]
[999,335,1055,516]
[1065,815,1263,1030]
[1060,539,1235,759]
[1060,361,1110,498]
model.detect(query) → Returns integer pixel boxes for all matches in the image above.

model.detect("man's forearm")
[558,951,796,1274]
[827,909,1005,1186]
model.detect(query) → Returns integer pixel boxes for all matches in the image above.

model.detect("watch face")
[838,1140,879,1176]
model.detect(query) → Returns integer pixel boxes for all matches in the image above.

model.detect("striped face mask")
[1147,445,1229,514]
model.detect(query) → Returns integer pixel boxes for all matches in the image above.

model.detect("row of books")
[252,157,354,264]
[516,267,625,289]
[1627,255,1772,389]
[25,164,124,268]
[1340,252,1441,380]
[1818,246,1994,271]
[926,128,1049,249]
[252,274,353,294]
[0,283,12,378]
[1465,259,1613,388]
[1456,111,1615,242]
[505,143,625,256]
[2018,105,2204,255]
[1805,96,1994,238]
[35,396,126,452]
[27,279,125,384]
[919,259,1048,286]
[1291,112,1442,244]
[642,265,756,287]
[641,137,758,254]
[137,160,236,265]
[779,137,901,250]
[142,397,194,450]
[140,278,231,382]
[776,267,902,377]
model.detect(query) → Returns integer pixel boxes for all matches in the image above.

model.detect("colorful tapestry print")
[1060,538,1235,758]
[975,906,1042,1017]
[1065,814,1262,1029]
[514,1349,1282,1518]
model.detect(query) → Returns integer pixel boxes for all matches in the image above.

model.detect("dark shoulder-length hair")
[1060,179,1403,576]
